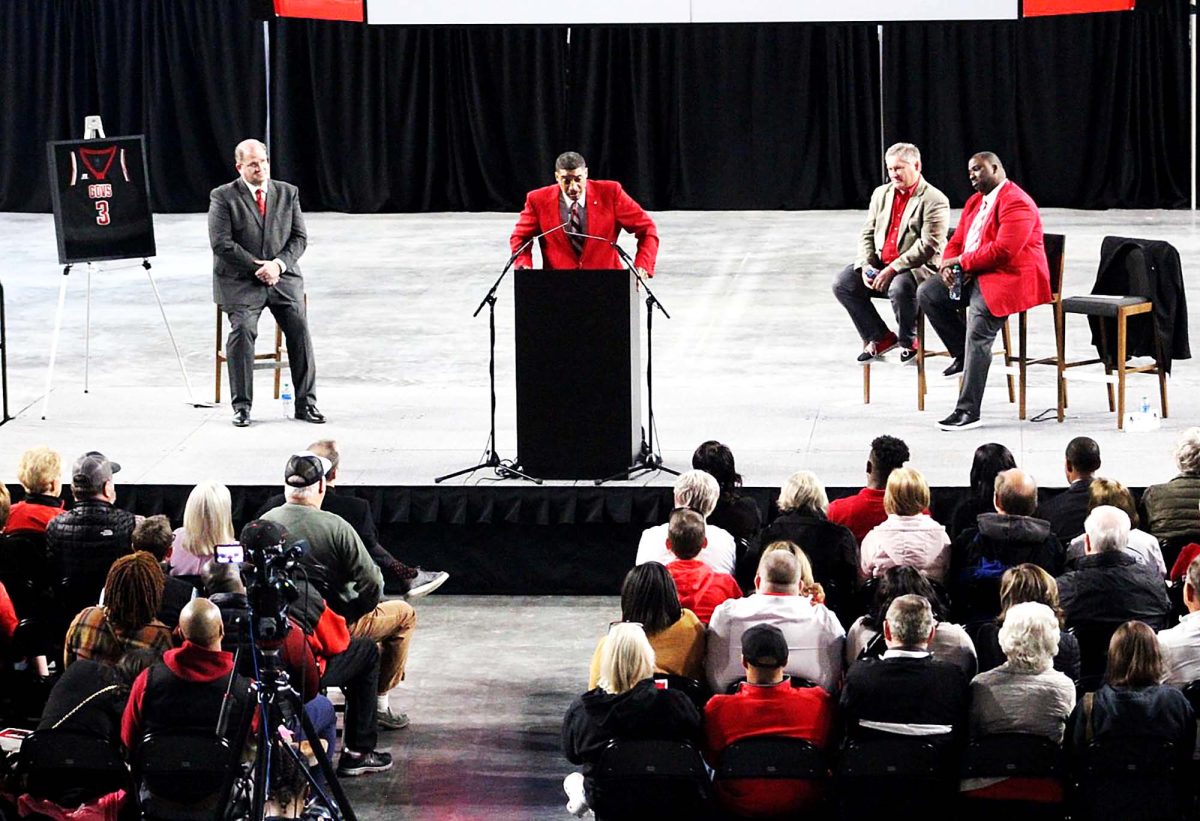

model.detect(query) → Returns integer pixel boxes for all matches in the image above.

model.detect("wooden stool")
[213,296,307,403]
[1056,295,1168,429]
[996,232,1066,420]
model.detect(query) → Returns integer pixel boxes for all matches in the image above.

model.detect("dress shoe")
[942,358,964,377]
[899,345,918,364]
[295,404,326,424]
[938,409,981,431]
[232,408,250,427]
[856,330,899,363]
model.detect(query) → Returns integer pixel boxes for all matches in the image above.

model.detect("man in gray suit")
[209,138,324,427]
[832,143,949,365]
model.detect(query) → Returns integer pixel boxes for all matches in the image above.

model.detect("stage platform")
[1,208,1197,490]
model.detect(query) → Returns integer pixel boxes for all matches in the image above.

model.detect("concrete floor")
[335,594,616,820]
[1,208,1200,489]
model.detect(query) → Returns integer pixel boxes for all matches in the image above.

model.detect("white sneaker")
[563,772,591,817]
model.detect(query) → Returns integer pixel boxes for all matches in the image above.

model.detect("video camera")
[238,519,306,645]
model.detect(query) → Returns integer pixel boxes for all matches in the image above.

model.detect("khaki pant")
[349,599,416,694]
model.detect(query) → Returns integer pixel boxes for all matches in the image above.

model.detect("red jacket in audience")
[666,560,742,624]
[704,680,835,816]
[828,488,887,544]
[3,494,66,535]
[0,582,17,648]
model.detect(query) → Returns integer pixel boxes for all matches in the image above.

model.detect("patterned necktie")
[255,188,266,218]
[569,202,584,256]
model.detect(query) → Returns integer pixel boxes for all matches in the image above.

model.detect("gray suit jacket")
[208,178,307,307]
[855,177,949,282]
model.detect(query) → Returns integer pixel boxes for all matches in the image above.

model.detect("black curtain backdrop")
[884,2,1191,208]
[0,2,1191,213]
[0,0,265,213]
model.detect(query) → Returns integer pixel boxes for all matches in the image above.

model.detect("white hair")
[1084,505,1130,553]
[998,601,1060,673]
[885,142,921,164]
[777,470,829,515]
[673,470,720,518]
[284,482,321,504]
[1174,427,1200,475]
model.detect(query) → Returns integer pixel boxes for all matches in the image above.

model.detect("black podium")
[514,269,642,479]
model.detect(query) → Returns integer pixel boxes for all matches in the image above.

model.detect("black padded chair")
[959,733,1066,821]
[1071,621,1120,693]
[18,728,132,808]
[590,738,713,821]
[714,737,827,817]
[1073,738,1188,821]
[135,731,243,821]
[653,674,710,711]
[837,737,953,817]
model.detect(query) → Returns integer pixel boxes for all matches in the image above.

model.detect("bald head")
[994,468,1038,517]
[180,598,225,649]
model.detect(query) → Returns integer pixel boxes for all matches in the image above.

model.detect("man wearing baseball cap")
[261,451,417,732]
[702,624,836,817]
[46,451,136,619]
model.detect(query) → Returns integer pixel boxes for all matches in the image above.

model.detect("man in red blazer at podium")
[918,151,1050,431]
[509,151,659,277]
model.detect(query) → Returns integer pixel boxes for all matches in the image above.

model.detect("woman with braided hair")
[63,551,173,668]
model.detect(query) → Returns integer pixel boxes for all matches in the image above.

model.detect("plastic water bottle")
[948,264,963,301]
[864,266,879,282]
[281,380,294,419]
[1141,395,1151,415]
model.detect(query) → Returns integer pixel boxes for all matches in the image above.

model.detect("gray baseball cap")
[72,451,121,494]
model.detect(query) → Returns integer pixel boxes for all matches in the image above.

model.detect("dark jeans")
[832,263,919,347]
[321,637,380,752]
[917,274,1006,416]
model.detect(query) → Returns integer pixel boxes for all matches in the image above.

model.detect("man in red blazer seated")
[509,151,659,276]
[918,152,1050,430]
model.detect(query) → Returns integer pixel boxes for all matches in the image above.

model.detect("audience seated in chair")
[168,480,236,578]
[829,434,913,544]
[46,450,135,619]
[1064,478,1166,575]
[635,469,737,574]
[1141,427,1200,542]
[588,562,706,689]
[860,466,950,584]
[134,515,198,630]
[706,548,845,694]
[64,551,173,668]
[758,470,859,615]
[972,564,1081,682]
[1068,621,1195,817]
[953,468,1062,621]
[1157,555,1200,686]
[661,509,741,624]
[260,451,417,735]
[3,446,66,535]
[846,565,978,679]
[840,593,970,750]
[254,438,449,599]
[692,440,761,551]
[562,622,702,818]
[1037,436,1101,542]
[948,443,1016,541]
[1057,506,1170,631]
[704,623,834,817]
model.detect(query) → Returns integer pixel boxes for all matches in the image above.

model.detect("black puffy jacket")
[45,499,135,614]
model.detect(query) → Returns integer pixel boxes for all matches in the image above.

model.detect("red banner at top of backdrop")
[274,0,364,22]
[1023,0,1133,16]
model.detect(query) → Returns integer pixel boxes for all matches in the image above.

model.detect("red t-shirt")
[828,488,887,544]
[704,681,835,816]
[666,559,742,624]
[880,180,918,265]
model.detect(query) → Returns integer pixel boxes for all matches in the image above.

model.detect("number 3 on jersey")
[95,200,110,226]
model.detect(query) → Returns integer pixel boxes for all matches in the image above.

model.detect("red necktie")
[255,188,266,218]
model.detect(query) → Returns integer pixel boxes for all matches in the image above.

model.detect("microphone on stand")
[564,230,669,320]
[477,220,572,318]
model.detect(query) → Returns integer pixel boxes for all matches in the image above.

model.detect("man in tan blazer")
[832,143,949,364]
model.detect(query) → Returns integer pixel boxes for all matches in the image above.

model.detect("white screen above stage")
[364,0,1018,24]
